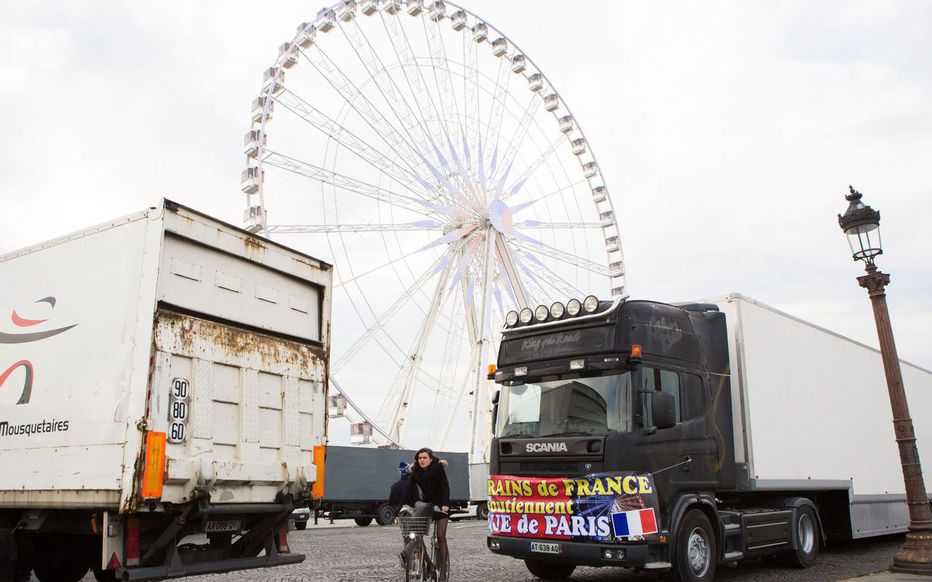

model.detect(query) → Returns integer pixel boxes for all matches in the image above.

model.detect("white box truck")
[0,200,331,582]
[486,293,932,581]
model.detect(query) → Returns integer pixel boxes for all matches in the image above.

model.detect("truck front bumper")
[487,535,659,568]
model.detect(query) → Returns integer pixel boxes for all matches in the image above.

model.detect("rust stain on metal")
[155,310,328,375]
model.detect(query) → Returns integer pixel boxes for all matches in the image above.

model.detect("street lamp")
[838,186,932,574]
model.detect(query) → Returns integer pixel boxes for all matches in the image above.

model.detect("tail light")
[276,525,291,554]
[126,516,141,566]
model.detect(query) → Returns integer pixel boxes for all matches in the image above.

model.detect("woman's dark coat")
[401,459,450,508]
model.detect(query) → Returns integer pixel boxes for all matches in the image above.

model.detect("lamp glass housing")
[838,188,883,264]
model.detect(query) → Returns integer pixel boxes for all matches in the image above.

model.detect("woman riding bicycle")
[400,447,450,581]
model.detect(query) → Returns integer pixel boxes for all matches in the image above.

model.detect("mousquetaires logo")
[0,296,78,405]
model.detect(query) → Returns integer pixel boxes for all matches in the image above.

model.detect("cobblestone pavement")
[66,518,905,582]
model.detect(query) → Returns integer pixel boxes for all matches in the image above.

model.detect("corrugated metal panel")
[157,233,322,343]
[152,310,326,504]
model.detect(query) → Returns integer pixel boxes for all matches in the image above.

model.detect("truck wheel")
[376,503,397,526]
[92,565,118,582]
[672,510,716,582]
[476,502,489,521]
[524,559,575,579]
[295,522,307,530]
[780,505,819,568]
[33,558,90,582]
[354,516,373,527]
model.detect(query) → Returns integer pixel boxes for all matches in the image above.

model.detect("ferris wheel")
[242,0,626,458]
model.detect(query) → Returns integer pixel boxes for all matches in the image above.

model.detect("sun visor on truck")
[498,325,615,366]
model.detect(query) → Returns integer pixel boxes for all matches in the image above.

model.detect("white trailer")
[0,200,331,581]
[711,293,932,537]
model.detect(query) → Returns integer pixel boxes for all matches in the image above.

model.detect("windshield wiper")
[545,430,594,437]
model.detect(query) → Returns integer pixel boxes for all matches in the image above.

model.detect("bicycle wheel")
[405,540,425,582]
[431,538,441,582]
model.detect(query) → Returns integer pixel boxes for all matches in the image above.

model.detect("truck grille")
[499,460,603,477]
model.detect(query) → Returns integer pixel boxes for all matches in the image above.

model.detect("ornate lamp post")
[838,186,932,573]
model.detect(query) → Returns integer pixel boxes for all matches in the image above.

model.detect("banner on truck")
[487,472,660,541]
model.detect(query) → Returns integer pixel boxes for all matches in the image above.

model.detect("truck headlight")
[566,298,582,316]
[519,308,533,324]
[550,302,565,319]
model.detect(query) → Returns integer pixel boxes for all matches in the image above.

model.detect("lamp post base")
[892,529,932,575]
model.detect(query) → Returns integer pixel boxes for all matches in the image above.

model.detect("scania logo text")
[525,442,568,453]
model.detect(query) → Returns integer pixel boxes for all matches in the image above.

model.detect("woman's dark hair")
[414,447,436,463]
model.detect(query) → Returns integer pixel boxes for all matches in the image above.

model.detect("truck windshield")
[496,372,633,437]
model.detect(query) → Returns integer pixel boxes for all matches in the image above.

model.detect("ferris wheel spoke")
[269,221,442,234]
[514,247,586,299]
[298,45,433,181]
[274,89,426,195]
[379,256,455,442]
[423,16,466,167]
[337,18,444,178]
[262,150,440,217]
[462,29,481,186]
[490,94,539,197]
[482,56,513,180]
[500,135,566,201]
[492,230,531,308]
[332,252,453,374]
[377,11,467,204]
[510,234,611,276]
[512,221,603,230]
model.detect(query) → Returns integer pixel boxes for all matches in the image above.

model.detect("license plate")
[204,520,242,533]
[529,541,561,554]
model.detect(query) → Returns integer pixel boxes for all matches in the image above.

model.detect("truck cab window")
[681,373,705,420]
[641,367,681,422]
[497,372,634,438]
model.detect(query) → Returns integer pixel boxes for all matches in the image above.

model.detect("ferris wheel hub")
[488,200,513,235]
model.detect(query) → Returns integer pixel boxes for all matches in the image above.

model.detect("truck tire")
[376,503,397,526]
[33,557,90,582]
[295,522,308,530]
[354,516,373,527]
[92,565,118,582]
[524,559,575,579]
[672,510,716,582]
[779,505,819,568]
[476,502,489,521]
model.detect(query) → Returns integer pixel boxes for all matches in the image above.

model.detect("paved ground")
[61,519,909,581]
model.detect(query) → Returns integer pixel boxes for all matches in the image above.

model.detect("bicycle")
[398,506,447,581]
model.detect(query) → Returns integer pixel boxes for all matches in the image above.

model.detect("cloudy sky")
[2,1,930,447]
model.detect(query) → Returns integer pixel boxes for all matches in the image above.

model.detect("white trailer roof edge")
[0,207,154,262]
[696,292,931,375]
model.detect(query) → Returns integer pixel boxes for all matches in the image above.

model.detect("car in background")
[291,507,311,530]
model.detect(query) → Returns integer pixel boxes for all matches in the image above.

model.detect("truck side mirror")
[491,390,501,434]
[651,391,676,430]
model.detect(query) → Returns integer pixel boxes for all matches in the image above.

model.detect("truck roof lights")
[519,308,533,324]
[583,295,599,313]
[550,302,565,319]
[534,305,549,322]
[505,310,519,326]
[570,358,585,370]
[630,344,643,359]
[566,298,582,316]
[515,366,527,377]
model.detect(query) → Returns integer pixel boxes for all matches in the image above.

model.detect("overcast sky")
[2,1,930,448]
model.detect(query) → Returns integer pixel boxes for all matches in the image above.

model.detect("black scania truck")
[485,294,932,581]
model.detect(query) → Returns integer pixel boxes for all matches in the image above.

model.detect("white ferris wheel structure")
[241,0,627,460]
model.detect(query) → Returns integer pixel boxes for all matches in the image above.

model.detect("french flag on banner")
[611,508,659,538]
